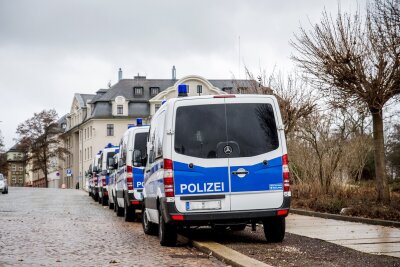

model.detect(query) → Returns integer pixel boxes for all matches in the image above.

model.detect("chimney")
[172,65,176,80]
[118,68,122,81]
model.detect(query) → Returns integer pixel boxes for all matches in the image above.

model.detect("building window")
[12,176,16,184]
[134,87,144,96]
[238,87,247,94]
[19,166,23,171]
[12,165,16,171]
[222,87,233,93]
[107,124,114,136]
[90,126,92,137]
[155,104,161,112]
[117,105,123,115]
[150,87,160,96]
[19,177,23,184]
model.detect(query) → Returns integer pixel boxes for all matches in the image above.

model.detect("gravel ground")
[184,226,400,267]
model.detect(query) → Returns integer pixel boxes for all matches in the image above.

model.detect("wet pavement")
[0,187,224,267]
[286,214,400,258]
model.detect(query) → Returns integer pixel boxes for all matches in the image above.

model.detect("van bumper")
[160,196,291,225]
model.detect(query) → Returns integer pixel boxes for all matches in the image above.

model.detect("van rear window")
[134,132,148,157]
[174,103,279,158]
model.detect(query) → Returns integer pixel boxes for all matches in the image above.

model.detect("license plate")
[186,200,221,211]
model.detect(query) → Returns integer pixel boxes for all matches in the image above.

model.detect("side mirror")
[93,166,98,172]
[133,149,142,167]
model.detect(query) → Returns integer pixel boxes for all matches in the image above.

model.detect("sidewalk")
[286,214,400,258]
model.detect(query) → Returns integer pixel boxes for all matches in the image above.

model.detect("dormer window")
[117,105,123,115]
[222,87,233,93]
[238,87,247,94]
[150,87,160,96]
[134,87,144,96]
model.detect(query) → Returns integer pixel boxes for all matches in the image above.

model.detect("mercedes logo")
[223,145,233,155]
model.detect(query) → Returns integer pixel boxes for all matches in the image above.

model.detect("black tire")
[102,196,108,206]
[2,191,5,194]
[113,197,117,212]
[109,199,114,210]
[158,209,177,246]
[263,217,285,243]
[142,206,158,235]
[124,200,136,222]
[230,224,247,231]
[116,200,124,217]
[94,193,98,202]
[89,191,92,197]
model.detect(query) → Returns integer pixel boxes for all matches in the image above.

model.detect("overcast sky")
[0,0,363,149]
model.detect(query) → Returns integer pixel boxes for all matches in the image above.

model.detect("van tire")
[113,197,117,212]
[116,200,124,217]
[142,207,158,235]
[158,209,177,246]
[109,200,114,210]
[124,200,136,222]
[102,196,108,206]
[263,217,285,243]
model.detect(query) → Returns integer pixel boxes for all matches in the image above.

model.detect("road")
[0,187,224,267]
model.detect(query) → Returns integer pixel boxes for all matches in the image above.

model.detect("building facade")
[6,145,26,187]
[62,69,254,190]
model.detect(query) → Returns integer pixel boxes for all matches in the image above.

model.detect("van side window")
[149,111,165,163]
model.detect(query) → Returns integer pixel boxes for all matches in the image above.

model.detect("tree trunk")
[371,109,390,204]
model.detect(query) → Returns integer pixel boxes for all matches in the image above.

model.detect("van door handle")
[232,171,249,175]
[145,170,150,173]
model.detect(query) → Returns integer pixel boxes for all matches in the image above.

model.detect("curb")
[179,235,272,267]
[290,208,400,228]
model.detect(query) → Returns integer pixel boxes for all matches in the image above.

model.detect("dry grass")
[291,182,400,221]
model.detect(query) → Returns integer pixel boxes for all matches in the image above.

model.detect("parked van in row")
[115,119,149,221]
[106,151,119,210]
[98,144,119,206]
[90,152,102,201]
[142,85,291,246]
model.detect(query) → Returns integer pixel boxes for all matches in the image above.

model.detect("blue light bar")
[178,84,188,96]
[105,143,113,148]
[161,99,167,105]
[136,118,143,126]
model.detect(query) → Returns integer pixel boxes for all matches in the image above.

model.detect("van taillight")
[163,159,174,197]
[127,165,133,190]
[282,154,290,192]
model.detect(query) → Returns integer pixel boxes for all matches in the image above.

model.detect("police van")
[90,152,102,201]
[106,150,119,210]
[142,85,291,246]
[115,119,149,221]
[98,144,118,206]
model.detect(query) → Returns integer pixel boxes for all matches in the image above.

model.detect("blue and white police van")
[98,144,118,206]
[91,152,102,201]
[115,119,149,221]
[106,150,119,210]
[142,85,291,246]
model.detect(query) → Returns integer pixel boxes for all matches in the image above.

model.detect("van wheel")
[142,207,158,235]
[263,217,285,243]
[113,197,117,212]
[89,191,92,197]
[94,194,98,202]
[116,200,124,217]
[109,200,114,210]
[102,196,108,206]
[158,209,177,246]
[124,201,136,222]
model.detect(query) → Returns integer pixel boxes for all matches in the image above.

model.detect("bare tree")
[16,109,67,188]
[235,67,317,136]
[291,1,400,203]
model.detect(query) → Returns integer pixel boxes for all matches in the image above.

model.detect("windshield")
[0,175,3,180]
[134,132,148,156]
[106,152,116,168]
[174,103,279,158]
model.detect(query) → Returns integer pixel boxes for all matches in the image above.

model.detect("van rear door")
[172,98,231,213]
[225,96,284,211]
